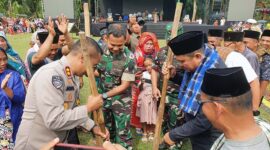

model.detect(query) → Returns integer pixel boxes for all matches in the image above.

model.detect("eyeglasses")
[198,98,228,105]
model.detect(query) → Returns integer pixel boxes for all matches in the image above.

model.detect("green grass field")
[6,33,270,150]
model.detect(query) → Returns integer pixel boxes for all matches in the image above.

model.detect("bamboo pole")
[83,3,91,37]
[192,0,197,22]
[152,2,183,150]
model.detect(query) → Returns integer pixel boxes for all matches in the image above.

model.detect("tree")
[0,0,42,18]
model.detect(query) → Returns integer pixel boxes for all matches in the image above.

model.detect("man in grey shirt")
[199,67,270,150]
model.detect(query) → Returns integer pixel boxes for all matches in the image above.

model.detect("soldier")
[151,22,185,149]
[97,23,136,149]
[129,22,142,52]
[14,37,108,150]
[98,26,108,48]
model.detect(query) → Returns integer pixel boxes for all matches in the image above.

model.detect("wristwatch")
[102,93,108,99]
[253,110,260,116]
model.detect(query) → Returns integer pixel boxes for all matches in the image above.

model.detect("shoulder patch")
[52,75,64,89]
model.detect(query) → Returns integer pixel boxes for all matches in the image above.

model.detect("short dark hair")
[107,24,126,39]
[226,91,252,112]
[209,91,252,113]
[69,37,103,57]
[185,48,204,58]
[0,47,7,57]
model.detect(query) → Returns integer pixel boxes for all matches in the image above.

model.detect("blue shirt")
[0,69,25,142]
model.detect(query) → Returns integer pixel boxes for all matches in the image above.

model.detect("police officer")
[97,23,136,149]
[14,37,109,150]
[152,22,185,149]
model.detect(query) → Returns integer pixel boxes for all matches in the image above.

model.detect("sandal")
[148,132,154,141]
[141,133,148,142]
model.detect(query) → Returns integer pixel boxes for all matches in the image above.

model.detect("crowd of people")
[1,12,270,150]
[0,17,44,35]
[93,8,163,23]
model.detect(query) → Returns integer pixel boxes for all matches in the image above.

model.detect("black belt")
[143,79,152,84]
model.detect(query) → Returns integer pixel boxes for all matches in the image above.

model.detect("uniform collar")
[103,45,126,57]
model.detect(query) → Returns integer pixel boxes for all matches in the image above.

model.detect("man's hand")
[163,132,175,146]
[92,126,110,140]
[152,87,161,99]
[45,16,56,36]
[56,14,68,35]
[40,138,59,150]
[86,94,103,112]
[1,73,11,89]
[103,141,126,150]
[162,62,176,78]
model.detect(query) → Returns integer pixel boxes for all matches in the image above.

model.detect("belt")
[143,79,152,84]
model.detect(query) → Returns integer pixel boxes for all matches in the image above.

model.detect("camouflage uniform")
[97,46,136,149]
[154,46,185,134]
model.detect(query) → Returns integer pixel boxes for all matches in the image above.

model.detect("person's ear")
[104,34,108,43]
[194,52,203,60]
[213,102,224,117]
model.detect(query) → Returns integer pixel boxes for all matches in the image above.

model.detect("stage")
[89,21,228,39]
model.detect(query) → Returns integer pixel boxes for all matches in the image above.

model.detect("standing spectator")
[0,48,26,147]
[223,32,261,112]
[213,20,219,26]
[136,58,157,142]
[0,31,30,87]
[243,30,260,52]
[220,16,226,26]
[131,32,159,131]
[201,67,270,150]
[257,30,270,101]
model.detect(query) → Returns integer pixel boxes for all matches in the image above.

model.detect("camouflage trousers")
[162,94,185,134]
[160,94,184,150]
[103,96,133,149]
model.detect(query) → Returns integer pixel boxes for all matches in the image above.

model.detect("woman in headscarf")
[131,32,160,137]
[0,48,26,148]
[135,32,160,70]
[0,31,31,87]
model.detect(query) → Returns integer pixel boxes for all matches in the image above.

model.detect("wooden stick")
[79,32,105,146]
[83,3,91,37]
[152,2,183,150]
[192,0,197,22]
[55,143,105,150]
